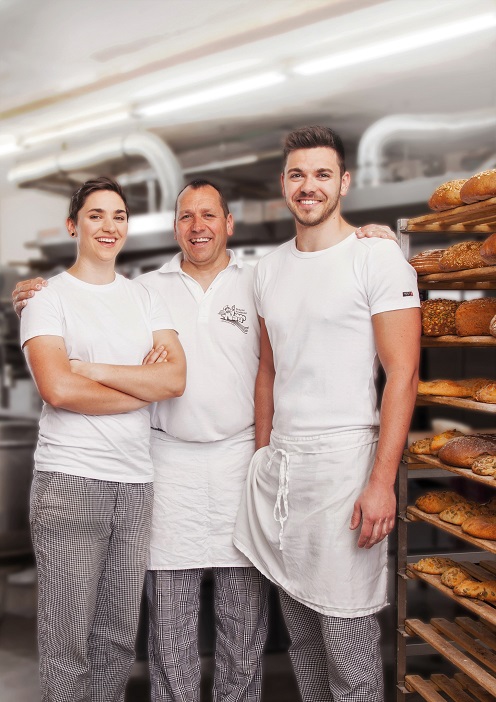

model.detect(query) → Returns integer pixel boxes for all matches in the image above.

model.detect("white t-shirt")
[255,234,420,437]
[20,272,173,482]
[137,251,259,443]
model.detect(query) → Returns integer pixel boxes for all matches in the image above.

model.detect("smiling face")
[281,147,350,228]
[174,184,233,269]
[67,190,128,264]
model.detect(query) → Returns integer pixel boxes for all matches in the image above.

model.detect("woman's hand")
[143,345,168,365]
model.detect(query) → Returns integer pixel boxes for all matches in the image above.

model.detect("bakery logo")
[403,291,414,297]
[218,304,249,334]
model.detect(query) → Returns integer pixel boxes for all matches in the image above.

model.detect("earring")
[70,232,76,237]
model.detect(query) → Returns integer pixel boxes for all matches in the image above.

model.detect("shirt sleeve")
[253,261,264,318]
[19,286,64,349]
[365,240,420,316]
[137,282,176,333]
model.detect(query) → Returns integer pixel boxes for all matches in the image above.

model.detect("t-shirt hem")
[34,466,153,484]
[371,300,420,316]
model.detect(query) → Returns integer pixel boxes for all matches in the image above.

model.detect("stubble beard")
[287,196,340,228]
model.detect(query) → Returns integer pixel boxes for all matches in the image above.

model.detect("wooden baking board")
[405,197,496,233]
[405,618,496,696]
[421,336,496,347]
[406,672,496,702]
[406,506,496,554]
[416,395,496,413]
[403,451,496,488]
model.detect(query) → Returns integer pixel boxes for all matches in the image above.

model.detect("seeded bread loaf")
[455,298,496,336]
[439,241,488,272]
[412,557,457,574]
[472,455,496,476]
[438,434,496,468]
[460,169,496,204]
[462,515,496,540]
[439,502,490,525]
[441,566,470,588]
[481,232,496,265]
[421,299,459,336]
[415,490,466,514]
[409,438,433,455]
[409,249,444,275]
[428,179,467,211]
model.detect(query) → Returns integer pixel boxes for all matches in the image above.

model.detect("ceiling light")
[0,135,19,158]
[183,154,258,174]
[294,13,496,75]
[136,72,286,117]
[133,59,261,99]
[23,110,130,146]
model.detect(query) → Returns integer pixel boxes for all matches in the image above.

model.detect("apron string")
[267,448,291,550]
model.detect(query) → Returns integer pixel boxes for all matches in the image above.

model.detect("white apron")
[233,429,387,617]
[149,427,254,570]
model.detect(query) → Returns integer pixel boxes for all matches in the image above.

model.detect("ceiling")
[1,0,495,204]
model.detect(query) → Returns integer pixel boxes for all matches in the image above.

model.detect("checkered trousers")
[30,470,153,702]
[146,567,270,702]
[278,588,384,702]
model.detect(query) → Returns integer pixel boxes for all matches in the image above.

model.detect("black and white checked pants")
[30,471,153,702]
[278,588,384,702]
[146,567,270,702]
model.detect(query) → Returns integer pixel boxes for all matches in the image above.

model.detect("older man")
[13,176,397,702]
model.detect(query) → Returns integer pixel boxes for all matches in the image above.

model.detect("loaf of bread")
[438,434,496,467]
[452,578,496,601]
[491,314,496,338]
[439,241,488,272]
[474,382,496,404]
[409,438,433,455]
[421,299,459,336]
[430,429,465,453]
[441,566,470,588]
[428,179,467,211]
[460,169,496,204]
[455,298,496,336]
[417,378,488,398]
[415,490,466,514]
[412,556,457,574]
[462,514,496,540]
[439,502,482,525]
[481,232,496,265]
[472,455,496,476]
[409,249,444,275]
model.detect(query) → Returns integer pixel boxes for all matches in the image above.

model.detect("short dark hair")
[282,126,346,175]
[174,179,230,220]
[68,176,129,223]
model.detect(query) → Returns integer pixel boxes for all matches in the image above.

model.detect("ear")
[280,172,285,198]
[340,171,351,197]
[66,217,76,237]
[173,221,178,241]
[226,213,234,238]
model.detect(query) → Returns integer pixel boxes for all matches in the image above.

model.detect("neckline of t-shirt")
[61,270,122,290]
[290,232,356,258]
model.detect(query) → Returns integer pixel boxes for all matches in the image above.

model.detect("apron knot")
[267,448,291,550]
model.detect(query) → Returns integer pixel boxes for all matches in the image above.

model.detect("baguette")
[409,249,444,275]
[417,378,488,398]
[474,382,496,404]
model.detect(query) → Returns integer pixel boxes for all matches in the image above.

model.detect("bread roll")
[491,314,496,338]
[441,566,470,588]
[481,232,496,265]
[472,455,496,476]
[439,241,488,272]
[409,249,444,275]
[412,556,457,574]
[455,298,496,336]
[417,379,487,398]
[438,434,496,467]
[428,179,467,211]
[460,169,496,204]
[474,382,496,404]
[421,299,459,336]
[409,438,433,455]
[462,514,496,540]
[430,429,465,453]
[415,490,466,514]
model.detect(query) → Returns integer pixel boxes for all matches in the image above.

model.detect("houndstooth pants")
[30,470,153,702]
[146,567,270,702]
[278,588,384,702]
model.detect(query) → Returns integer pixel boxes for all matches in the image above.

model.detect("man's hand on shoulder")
[12,277,48,317]
[355,224,397,242]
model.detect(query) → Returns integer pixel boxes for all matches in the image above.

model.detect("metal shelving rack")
[396,198,496,702]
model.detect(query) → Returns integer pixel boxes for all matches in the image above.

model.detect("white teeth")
[97,238,116,243]
[191,238,209,243]
[300,200,319,205]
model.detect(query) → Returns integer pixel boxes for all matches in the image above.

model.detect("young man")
[13,177,399,702]
[233,126,421,702]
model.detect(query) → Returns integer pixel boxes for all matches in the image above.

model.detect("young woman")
[20,176,186,702]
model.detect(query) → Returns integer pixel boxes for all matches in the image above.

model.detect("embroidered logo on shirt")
[218,305,249,334]
[403,291,414,297]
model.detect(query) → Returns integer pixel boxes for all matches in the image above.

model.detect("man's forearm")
[76,361,184,402]
[255,366,275,449]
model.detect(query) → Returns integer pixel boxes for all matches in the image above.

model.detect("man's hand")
[349,479,396,549]
[143,346,168,364]
[356,224,397,242]
[12,277,47,317]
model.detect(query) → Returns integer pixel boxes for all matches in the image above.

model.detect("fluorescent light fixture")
[137,72,286,117]
[23,110,130,146]
[294,13,496,75]
[133,59,261,99]
[183,154,258,175]
[0,135,19,157]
